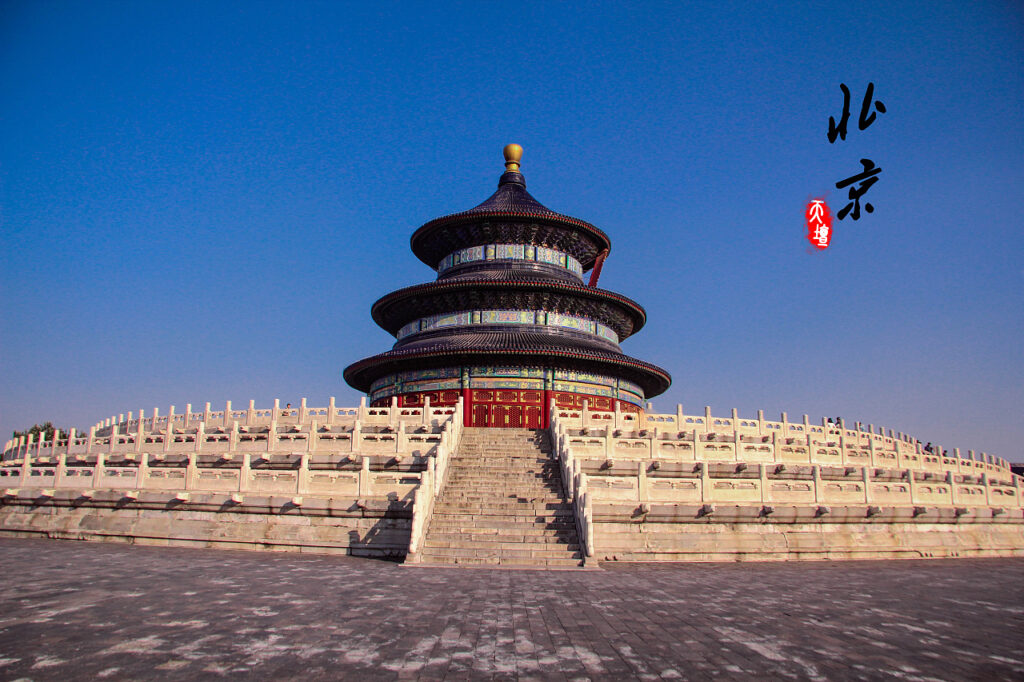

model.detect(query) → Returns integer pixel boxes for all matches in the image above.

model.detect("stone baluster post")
[781,411,789,438]
[184,404,192,428]
[699,462,710,502]
[164,411,175,452]
[308,420,318,452]
[637,461,648,504]
[396,420,406,453]
[676,404,684,432]
[812,465,822,503]
[351,420,361,453]
[297,454,310,494]
[759,463,769,504]
[195,421,205,452]
[137,453,149,489]
[359,456,371,497]
[862,466,872,504]
[328,396,336,426]
[91,451,105,489]
[733,416,742,458]
[427,456,437,496]
[240,454,251,492]
[907,468,916,505]
[299,398,308,423]
[135,416,145,453]
[422,396,431,427]
[358,396,367,422]
[247,400,256,426]
[18,435,33,486]
[86,427,96,455]
[706,406,714,435]
[268,418,277,452]
[185,453,198,490]
[224,400,232,427]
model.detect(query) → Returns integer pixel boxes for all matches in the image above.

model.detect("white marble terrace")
[549,404,1023,560]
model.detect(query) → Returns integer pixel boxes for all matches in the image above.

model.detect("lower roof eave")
[343,347,671,399]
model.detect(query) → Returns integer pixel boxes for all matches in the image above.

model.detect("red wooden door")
[493,404,510,427]
[524,405,541,428]
[507,404,524,428]
[472,403,489,427]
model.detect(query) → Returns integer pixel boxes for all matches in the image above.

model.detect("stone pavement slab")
[0,537,1021,680]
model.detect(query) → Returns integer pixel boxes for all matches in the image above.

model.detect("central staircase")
[418,427,584,567]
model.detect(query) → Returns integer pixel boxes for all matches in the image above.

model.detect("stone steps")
[432,512,572,520]
[426,533,577,544]
[447,459,556,464]
[428,519,577,531]
[418,555,583,567]
[435,496,567,505]
[416,427,583,568]
[420,545,582,559]
[439,484,562,492]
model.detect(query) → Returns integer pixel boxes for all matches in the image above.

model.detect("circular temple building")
[344,145,671,428]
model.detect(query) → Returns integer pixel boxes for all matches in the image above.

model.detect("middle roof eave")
[370,278,647,340]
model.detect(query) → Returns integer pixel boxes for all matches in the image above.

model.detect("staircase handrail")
[407,397,464,559]
[549,403,594,560]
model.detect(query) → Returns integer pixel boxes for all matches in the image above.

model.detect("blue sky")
[1,1,1022,458]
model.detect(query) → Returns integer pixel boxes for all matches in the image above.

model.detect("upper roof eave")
[410,209,612,270]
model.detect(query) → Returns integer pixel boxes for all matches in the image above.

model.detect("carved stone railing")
[547,404,1024,551]
[553,404,1014,478]
[2,396,459,462]
[406,398,464,560]
[570,460,1023,512]
[549,403,594,562]
[0,397,464,506]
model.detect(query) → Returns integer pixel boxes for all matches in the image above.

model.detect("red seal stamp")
[806,199,832,249]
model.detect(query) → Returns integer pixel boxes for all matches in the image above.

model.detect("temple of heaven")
[344,145,671,428]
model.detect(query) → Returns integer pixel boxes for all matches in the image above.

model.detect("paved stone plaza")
[0,538,1021,680]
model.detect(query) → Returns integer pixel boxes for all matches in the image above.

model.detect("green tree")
[11,422,64,441]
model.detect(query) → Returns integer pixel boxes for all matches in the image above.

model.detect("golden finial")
[503,143,523,172]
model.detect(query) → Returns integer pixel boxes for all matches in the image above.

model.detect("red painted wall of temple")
[371,389,641,428]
